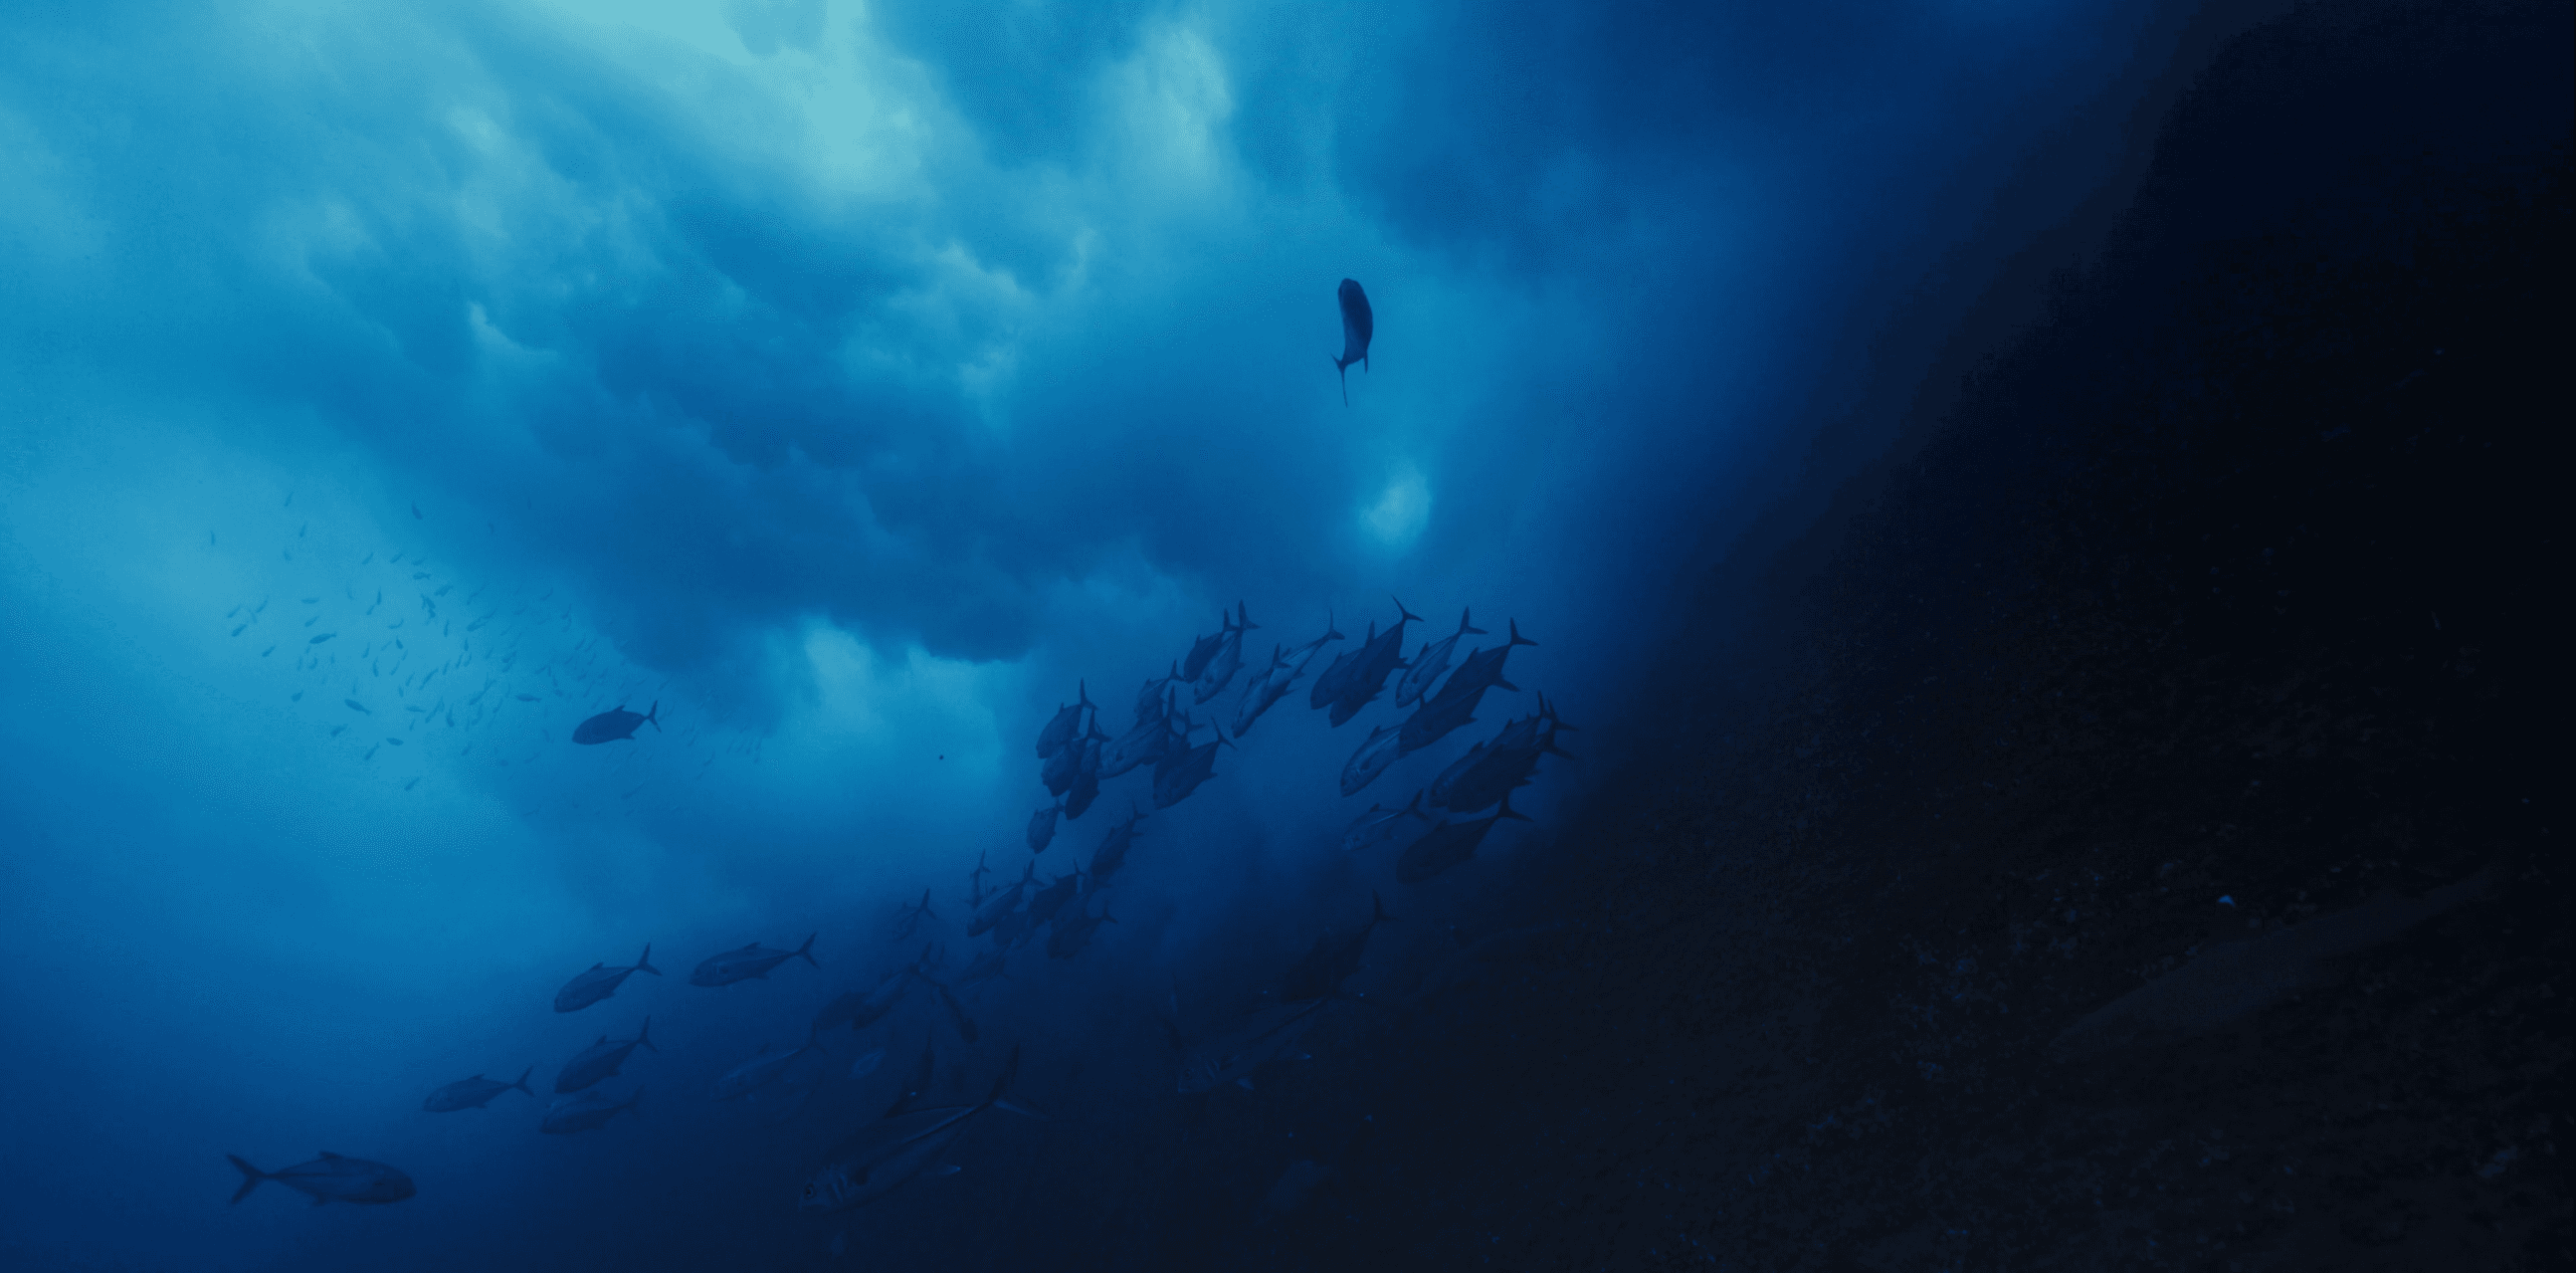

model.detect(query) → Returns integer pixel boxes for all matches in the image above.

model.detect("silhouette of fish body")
[1333,279,1373,405]
[573,701,660,744]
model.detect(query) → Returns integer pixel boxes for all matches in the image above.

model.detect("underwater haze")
[10,1,2549,1269]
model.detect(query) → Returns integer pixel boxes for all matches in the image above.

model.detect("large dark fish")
[1326,598,1422,725]
[893,890,940,943]
[1191,602,1259,705]
[1089,803,1147,887]
[812,951,929,1036]
[1023,870,1083,930]
[1332,279,1373,406]
[1433,620,1536,705]
[572,701,660,744]
[691,935,819,986]
[802,1047,1033,1213]
[1437,695,1576,813]
[1393,609,1485,707]
[1281,892,1397,1002]
[227,1152,415,1206]
[1338,725,1404,797]
[1047,904,1115,958]
[541,1088,642,1135]
[1340,790,1432,853]
[1395,679,1488,755]
[1040,737,1085,796]
[1176,999,1332,1095]
[554,1018,656,1093]
[422,1067,535,1113]
[1035,682,1092,759]
[554,946,661,1013]
[967,862,1036,938]
[1152,728,1235,809]
[1063,730,1105,819]
[1396,791,1531,885]
[1180,612,1237,685]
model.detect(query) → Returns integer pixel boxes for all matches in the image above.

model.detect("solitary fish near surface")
[1333,279,1373,406]
[573,701,660,744]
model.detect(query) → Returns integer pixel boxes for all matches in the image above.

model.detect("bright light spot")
[1363,465,1432,547]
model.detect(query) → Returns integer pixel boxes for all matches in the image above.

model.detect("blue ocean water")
[8,2,2552,1269]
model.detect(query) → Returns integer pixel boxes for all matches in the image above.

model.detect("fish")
[553,946,661,1013]
[1035,682,1092,759]
[423,1067,535,1112]
[1088,803,1147,888]
[813,947,933,1035]
[515,694,539,702]
[1151,728,1234,809]
[967,862,1036,938]
[230,624,247,637]
[226,1152,415,1206]
[329,726,346,738]
[1339,725,1404,796]
[1039,734,1085,796]
[1341,790,1433,853]
[801,1047,1035,1213]
[716,1041,823,1100]
[1396,791,1531,884]
[847,1048,888,1081]
[1232,645,1294,737]
[411,502,422,520]
[690,935,820,987]
[1179,612,1236,685]
[572,702,660,744]
[554,1018,656,1093]
[1436,695,1576,812]
[541,1088,641,1135]
[1307,630,1367,711]
[1177,999,1332,1095]
[1191,603,1259,705]
[1023,871,1083,930]
[932,979,980,1044]
[1047,904,1115,958]
[1393,609,1485,707]
[1098,697,1176,781]
[1133,662,1182,724]
[1332,278,1373,406]
[1431,619,1537,705]
[953,947,1011,994]
[1395,679,1487,755]
[261,645,275,657]
[2049,866,2499,1061]
[1324,597,1423,725]
[1063,731,1104,819]
[1281,892,1397,1002]
[893,889,940,943]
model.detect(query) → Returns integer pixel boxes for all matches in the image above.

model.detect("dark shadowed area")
[0,0,2562,1269]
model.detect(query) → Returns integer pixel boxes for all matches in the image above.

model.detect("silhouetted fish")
[1341,790,1433,853]
[554,946,660,1013]
[554,1018,655,1093]
[1333,279,1373,405]
[423,1067,534,1112]
[1339,724,1404,796]
[227,1152,414,1206]
[802,1047,1032,1213]
[541,1088,640,1135]
[1394,609,1485,707]
[1089,802,1147,887]
[572,702,660,744]
[1396,791,1531,885]
[1035,682,1092,759]
[690,935,819,986]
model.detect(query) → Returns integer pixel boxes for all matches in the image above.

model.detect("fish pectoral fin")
[1237,1078,1256,1091]
[931,1165,964,1176]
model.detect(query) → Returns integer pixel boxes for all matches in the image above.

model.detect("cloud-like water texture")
[0,0,2314,1267]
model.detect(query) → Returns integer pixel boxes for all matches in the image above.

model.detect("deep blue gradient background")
[12,1,2552,1267]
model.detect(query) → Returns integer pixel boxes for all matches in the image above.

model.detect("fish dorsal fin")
[595,1034,607,1044]
[319,1151,342,1160]
[589,961,603,969]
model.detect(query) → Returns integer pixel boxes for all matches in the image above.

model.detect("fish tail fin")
[625,1089,644,1119]
[1372,891,1397,925]
[1507,619,1535,649]
[646,702,661,731]
[227,1156,266,1204]
[1460,607,1486,636]
[1239,601,1258,631]
[1335,357,1348,406]
[1403,789,1426,817]
[635,945,660,975]
[1391,595,1424,624]
[1493,676,1519,693]
[511,1066,534,1097]
[1497,791,1533,822]
[985,1044,1024,1105]
[637,1016,657,1052]
[797,933,820,967]
[1324,611,1344,641]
